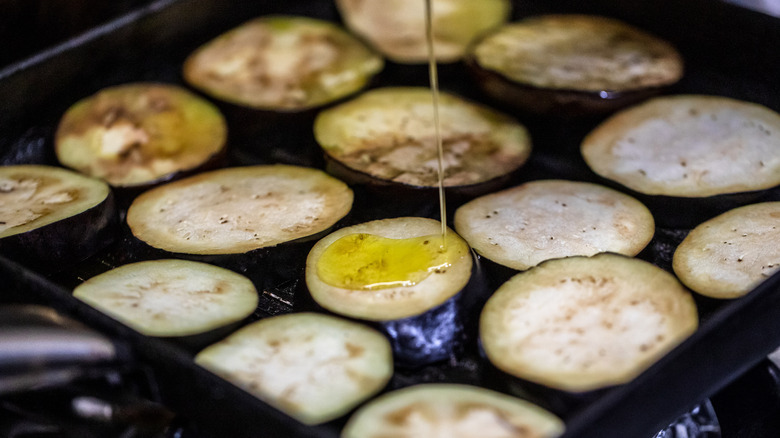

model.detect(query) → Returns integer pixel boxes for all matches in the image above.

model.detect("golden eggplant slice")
[467,15,683,115]
[183,15,383,111]
[55,83,227,187]
[673,202,780,299]
[314,87,531,189]
[195,312,393,425]
[335,0,510,63]
[480,253,698,393]
[0,164,115,267]
[73,259,258,337]
[342,384,564,438]
[306,217,482,366]
[454,180,655,271]
[126,165,353,255]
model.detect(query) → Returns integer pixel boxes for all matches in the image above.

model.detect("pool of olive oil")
[316,0,453,291]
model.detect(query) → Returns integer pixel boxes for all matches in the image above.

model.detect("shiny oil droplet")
[317,233,459,290]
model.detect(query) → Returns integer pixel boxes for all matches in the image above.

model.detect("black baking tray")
[3,0,780,437]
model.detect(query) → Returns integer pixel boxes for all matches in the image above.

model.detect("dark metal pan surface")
[2,0,780,437]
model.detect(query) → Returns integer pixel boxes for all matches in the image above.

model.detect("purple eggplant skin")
[324,153,521,221]
[0,190,118,272]
[590,174,771,229]
[464,56,669,118]
[381,252,489,368]
[216,102,327,170]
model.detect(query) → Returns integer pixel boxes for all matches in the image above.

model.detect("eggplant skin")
[466,15,683,116]
[0,165,117,270]
[465,57,666,117]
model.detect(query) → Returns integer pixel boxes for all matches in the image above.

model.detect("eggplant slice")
[126,165,353,255]
[480,253,698,393]
[0,164,115,267]
[55,83,227,188]
[73,259,258,337]
[582,95,780,198]
[194,312,393,425]
[454,179,654,271]
[307,217,471,321]
[306,217,481,366]
[466,14,683,115]
[183,15,383,111]
[673,202,780,299]
[581,95,780,226]
[335,0,510,64]
[341,383,564,438]
[314,87,531,189]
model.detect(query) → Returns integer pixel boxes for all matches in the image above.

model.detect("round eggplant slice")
[0,164,115,267]
[55,83,227,188]
[335,0,510,64]
[480,253,698,393]
[455,179,654,272]
[194,312,393,425]
[183,15,383,112]
[314,87,531,189]
[73,259,258,338]
[581,95,780,226]
[126,165,353,255]
[306,217,480,366]
[342,384,564,438]
[466,15,683,116]
[673,202,780,299]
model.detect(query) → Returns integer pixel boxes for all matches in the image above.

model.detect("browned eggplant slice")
[581,95,780,227]
[314,87,531,212]
[183,15,383,112]
[73,259,258,338]
[305,217,483,366]
[466,15,683,116]
[673,202,780,299]
[335,0,510,64]
[0,164,116,268]
[126,164,353,255]
[454,179,655,272]
[480,253,698,393]
[195,312,393,425]
[342,384,564,438]
[55,83,227,188]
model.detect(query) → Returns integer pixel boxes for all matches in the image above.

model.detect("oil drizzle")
[425,0,447,246]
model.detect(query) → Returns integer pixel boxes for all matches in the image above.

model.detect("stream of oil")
[425,0,448,244]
